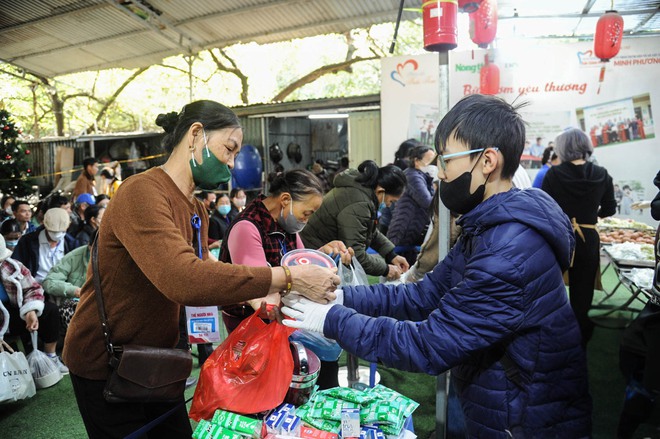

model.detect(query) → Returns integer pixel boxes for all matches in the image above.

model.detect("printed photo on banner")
[576,93,654,148]
[613,180,646,217]
[407,104,440,146]
[519,111,572,169]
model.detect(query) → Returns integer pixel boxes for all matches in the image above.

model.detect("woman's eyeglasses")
[438,147,499,171]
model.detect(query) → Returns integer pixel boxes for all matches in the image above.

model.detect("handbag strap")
[91,236,116,356]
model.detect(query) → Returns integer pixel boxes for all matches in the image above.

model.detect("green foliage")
[0,108,32,196]
[1,19,425,138]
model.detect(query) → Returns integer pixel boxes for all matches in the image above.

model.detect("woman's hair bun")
[155,111,179,134]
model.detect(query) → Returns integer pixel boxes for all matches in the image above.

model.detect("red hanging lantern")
[423,0,458,52]
[594,10,624,61]
[469,0,497,48]
[480,54,500,95]
[594,10,624,95]
[458,0,482,13]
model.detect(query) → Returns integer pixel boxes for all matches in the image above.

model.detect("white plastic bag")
[288,258,370,362]
[338,258,370,287]
[289,329,342,361]
[26,331,62,389]
[0,340,36,403]
[0,300,36,403]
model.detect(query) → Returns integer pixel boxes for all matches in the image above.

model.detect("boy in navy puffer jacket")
[282,94,592,438]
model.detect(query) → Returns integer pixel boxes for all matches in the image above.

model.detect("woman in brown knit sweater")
[63,100,340,438]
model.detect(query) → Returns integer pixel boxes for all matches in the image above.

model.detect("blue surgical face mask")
[216,204,231,216]
[279,201,306,234]
[5,240,18,249]
[377,193,386,218]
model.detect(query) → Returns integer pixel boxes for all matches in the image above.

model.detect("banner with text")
[380,53,440,164]
[450,38,659,225]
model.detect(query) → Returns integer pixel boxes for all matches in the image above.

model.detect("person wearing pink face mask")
[228,188,247,222]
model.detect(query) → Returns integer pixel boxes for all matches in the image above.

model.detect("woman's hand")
[248,299,283,323]
[288,264,340,303]
[318,240,354,265]
[386,265,403,281]
[391,255,410,273]
[247,292,281,313]
[24,310,39,332]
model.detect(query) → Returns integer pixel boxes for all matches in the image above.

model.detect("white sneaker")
[50,356,69,375]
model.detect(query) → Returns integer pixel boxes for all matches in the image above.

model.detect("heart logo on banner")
[576,50,593,64]
[390,59,419,86]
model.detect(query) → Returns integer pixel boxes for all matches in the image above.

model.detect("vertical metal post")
[347,353,360,386]
[435,49,451,439]
[186,55,194,102]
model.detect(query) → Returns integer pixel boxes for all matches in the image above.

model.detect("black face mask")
[439,152,490,215]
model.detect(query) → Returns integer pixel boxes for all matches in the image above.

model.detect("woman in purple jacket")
[387,145,437,266]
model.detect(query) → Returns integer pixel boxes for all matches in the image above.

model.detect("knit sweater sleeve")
[108,170,272,306]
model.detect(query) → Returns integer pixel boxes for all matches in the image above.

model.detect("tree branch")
[63,92,104,104]
[208,49,249,104]
[157,63,207,81]
[86,66,149,133]
[365,26,387,58]
[0,68,32,82]
[271,56,377,102]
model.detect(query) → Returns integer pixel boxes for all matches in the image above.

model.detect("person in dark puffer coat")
[387,145,436,266]
[281,94,592,438]
[300,162,409,280]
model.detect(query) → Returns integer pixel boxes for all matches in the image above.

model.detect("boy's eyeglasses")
[438,147,499,171]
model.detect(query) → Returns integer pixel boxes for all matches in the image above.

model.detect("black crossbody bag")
[91,238,192,403]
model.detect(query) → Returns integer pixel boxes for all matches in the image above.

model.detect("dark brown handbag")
[91,238,192,404]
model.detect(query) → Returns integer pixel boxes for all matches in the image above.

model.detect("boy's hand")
[386,265,402,281]
[391,255,410,273]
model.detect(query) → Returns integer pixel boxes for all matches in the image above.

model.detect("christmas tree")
[0,105,32,197]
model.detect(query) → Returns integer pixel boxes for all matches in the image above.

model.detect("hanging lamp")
[593,6,624,94]
[480,53,500,95]
[458,0,482,13]
[469,0,497,48]
[423,0,459,52]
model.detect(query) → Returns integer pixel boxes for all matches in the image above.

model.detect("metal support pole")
[435,49,451,439]
[347,353,360,387]
[185,55,194,102]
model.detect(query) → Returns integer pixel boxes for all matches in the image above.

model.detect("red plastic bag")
[189,312,295,420]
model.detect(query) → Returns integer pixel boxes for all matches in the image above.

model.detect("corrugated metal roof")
[1,0,658,78]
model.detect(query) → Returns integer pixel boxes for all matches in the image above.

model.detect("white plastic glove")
[330,288,343,305]
[281,296,336,334]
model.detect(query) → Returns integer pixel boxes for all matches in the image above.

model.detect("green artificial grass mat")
[2,261,659,438]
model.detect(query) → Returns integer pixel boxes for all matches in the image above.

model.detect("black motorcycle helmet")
[269,142,283,163]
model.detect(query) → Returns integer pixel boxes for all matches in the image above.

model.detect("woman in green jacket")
[43,236,93,334]
[301,160,409,280]
[42,242,91,305]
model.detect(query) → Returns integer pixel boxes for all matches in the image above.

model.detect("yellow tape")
[0,152,167,182]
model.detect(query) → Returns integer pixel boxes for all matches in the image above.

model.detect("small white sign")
[185,306,221,344]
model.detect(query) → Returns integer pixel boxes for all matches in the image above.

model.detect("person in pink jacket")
[0,235,67,374]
